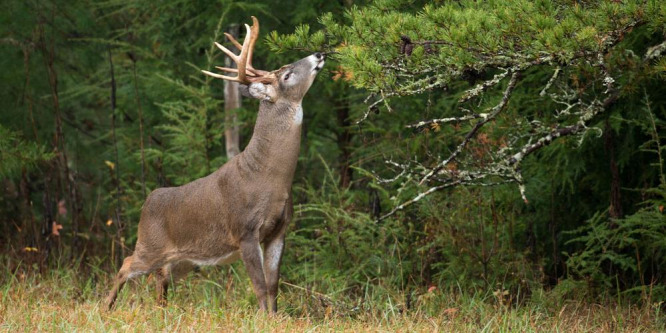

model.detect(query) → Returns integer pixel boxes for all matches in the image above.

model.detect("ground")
[1,265,663,332]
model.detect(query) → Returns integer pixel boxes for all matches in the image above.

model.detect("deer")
[105,16,325,314]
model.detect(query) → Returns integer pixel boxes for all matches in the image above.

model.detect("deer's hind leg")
[155,261,194,306]
[105,255,152,310]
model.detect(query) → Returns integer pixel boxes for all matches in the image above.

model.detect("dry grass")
[0,266,663,332]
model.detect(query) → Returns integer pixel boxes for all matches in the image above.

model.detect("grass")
[1,264,664,332]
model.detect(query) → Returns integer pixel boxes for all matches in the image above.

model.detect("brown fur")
[105,53,324,313]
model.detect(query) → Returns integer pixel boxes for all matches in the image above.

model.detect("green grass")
[1,265,664,332]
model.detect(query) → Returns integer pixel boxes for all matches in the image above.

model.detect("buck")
[105,16,324,313]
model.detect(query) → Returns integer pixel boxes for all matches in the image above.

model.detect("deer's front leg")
[240,240,268,311]
[263,234,285,313]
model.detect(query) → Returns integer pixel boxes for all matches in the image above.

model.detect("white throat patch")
[293,104,303,125]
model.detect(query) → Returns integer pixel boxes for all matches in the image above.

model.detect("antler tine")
[223,32,243,51]
[214,42,237,61]
[215,66,259,77]
[247,16,259,70]
[245,17,273,77]
[204,23,251,83]
[201,70,238,81]
[215,66,238,73]
[203,17,276,84]
[222,16,260,71]
[236,23,252,83]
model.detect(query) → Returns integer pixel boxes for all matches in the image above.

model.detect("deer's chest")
[251,191,291,239]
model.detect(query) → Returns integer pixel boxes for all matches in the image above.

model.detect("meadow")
[3,1,666,332]
[2,263,663,332]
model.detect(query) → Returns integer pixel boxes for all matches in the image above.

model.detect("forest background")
[2,0,666,331]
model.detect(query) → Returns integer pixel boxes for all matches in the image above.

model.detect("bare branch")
[419,72,520,185]
[459,70,509,103]
[539,66,560,97]
[645,40,666,61]
[378,180,462,221]
[406,113,486,129]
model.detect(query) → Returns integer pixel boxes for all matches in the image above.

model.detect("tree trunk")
[131,56,147,198]
[604,120,622,220]
[40,21,83,257]
[336,99,353,188]
[223,24,241,159]
[109,48,125,267]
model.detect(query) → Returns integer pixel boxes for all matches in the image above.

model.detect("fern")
[564,94,666,301]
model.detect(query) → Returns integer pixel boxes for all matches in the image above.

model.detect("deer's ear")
[241,83,277,102]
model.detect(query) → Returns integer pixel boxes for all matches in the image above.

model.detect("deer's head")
[203,17,325,104]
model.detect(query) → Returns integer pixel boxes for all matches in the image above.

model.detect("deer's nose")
[314,52,324,60]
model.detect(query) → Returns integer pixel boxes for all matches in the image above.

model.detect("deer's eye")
[284,73,291,81]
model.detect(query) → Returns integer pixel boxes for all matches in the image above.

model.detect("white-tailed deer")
[105,16,324,313]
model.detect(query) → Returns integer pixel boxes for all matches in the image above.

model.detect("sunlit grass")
[1,265,663,332]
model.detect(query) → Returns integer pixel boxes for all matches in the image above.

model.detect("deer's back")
[135,164,291,259]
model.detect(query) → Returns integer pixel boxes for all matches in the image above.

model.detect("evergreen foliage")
[0,125,53,178]
[1,0,666,317]
[565,94,666,300]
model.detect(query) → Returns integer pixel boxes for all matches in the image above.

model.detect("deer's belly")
[188,251,240,266]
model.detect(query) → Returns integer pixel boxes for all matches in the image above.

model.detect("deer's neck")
[236,101,302,182]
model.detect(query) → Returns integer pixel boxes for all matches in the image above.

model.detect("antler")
[202,16,275,84]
